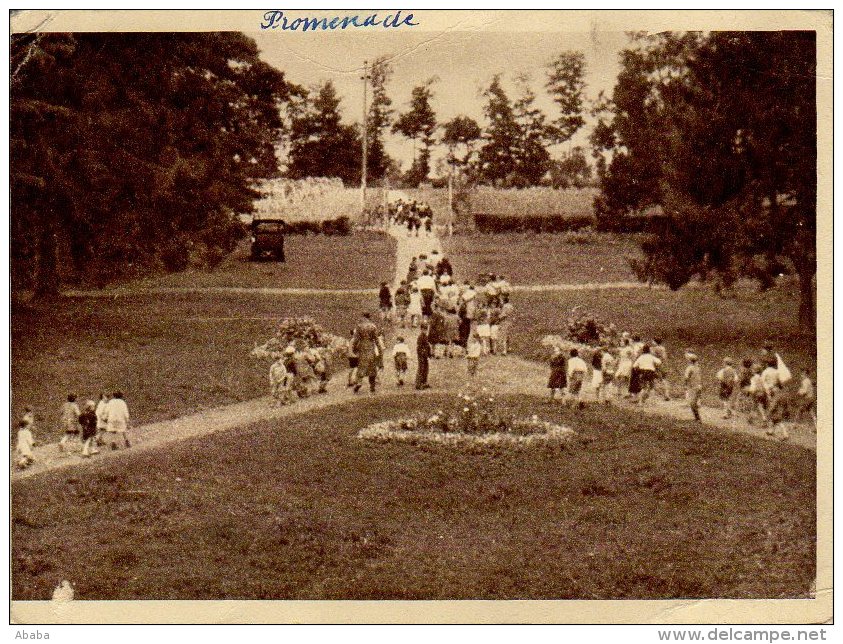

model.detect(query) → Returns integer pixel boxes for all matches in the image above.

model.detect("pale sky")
[253,29,630,174]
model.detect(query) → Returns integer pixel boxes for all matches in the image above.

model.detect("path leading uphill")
[13,218,815,481]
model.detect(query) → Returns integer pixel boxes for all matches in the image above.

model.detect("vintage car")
[250,218,286,261]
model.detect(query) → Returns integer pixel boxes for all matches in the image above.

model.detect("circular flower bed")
[357,392,576,448]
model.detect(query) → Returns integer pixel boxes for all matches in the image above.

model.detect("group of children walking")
[374,247,516,386]
[15,391,131,470]
[389,199,434,237]
[546,337,815,432]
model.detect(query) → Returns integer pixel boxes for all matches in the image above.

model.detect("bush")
[473,213,595,233]
[284,216,352,236]
[320,215,351,236]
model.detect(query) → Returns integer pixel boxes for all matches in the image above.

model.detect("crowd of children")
[375,248,517,386]
[268,344,332,406]
[545,337,815,434]
[15,391,132,470]
[389,199,435,237]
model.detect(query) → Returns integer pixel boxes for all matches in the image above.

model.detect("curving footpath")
[13,221,815,482]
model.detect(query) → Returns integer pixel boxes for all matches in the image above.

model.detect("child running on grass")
[392,336,410,387]
[58,394,81,452]
[683,352,702,422]
[716,357,739,419]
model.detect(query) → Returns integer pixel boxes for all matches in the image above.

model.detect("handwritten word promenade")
[260,10,419,31]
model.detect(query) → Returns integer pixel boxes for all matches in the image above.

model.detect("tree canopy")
[286,80,361,185]
[11,32,297,294]
[595,31,817,326]
[365,56,395,182]
[393,78,438,186]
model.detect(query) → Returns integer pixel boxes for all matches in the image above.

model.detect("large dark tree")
[597,31,816,327]
[11,32,296,294]
[286,80,361,185]
[512,76,553,186]
[365,56,394,182]
[477,75,521,185]
[442,115,482,179]
[393,78,438,187]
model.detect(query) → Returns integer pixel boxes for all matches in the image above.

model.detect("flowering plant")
[250,316,348,361]
[565,306,619,346]
[541,307,620,358]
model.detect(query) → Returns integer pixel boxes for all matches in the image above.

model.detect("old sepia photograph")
[8,8,832,625]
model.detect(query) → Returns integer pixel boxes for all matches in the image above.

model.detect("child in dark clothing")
[79,400,100,457]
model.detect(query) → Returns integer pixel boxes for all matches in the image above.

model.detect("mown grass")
[441,232,642,284]
[11,394,815,600]
[11,292,373,441]
[129,231,395,290]
[508,284,815,406]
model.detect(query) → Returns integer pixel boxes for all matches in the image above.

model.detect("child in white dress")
[408,285,422,328]
[16,419,35,469]
[476,309,492,355]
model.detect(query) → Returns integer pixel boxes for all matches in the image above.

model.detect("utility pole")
[361,60,369,218]
[447,152,455,237]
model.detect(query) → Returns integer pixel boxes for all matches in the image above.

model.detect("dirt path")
[14,222,814,482]
[63,286,377,297]
[62,281,659,298]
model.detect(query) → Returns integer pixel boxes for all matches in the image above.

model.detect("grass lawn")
[441,232,642,284]
[129,231,395,290]
[508,283,816,406]
[12,292,373,441]
[12,394,815,600]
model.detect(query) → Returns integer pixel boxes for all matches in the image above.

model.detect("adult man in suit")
[415,322,432,390]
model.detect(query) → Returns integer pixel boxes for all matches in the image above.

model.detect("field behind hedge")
[253,178,385,223]
[401,187,597,225]
[471,186,598,217]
